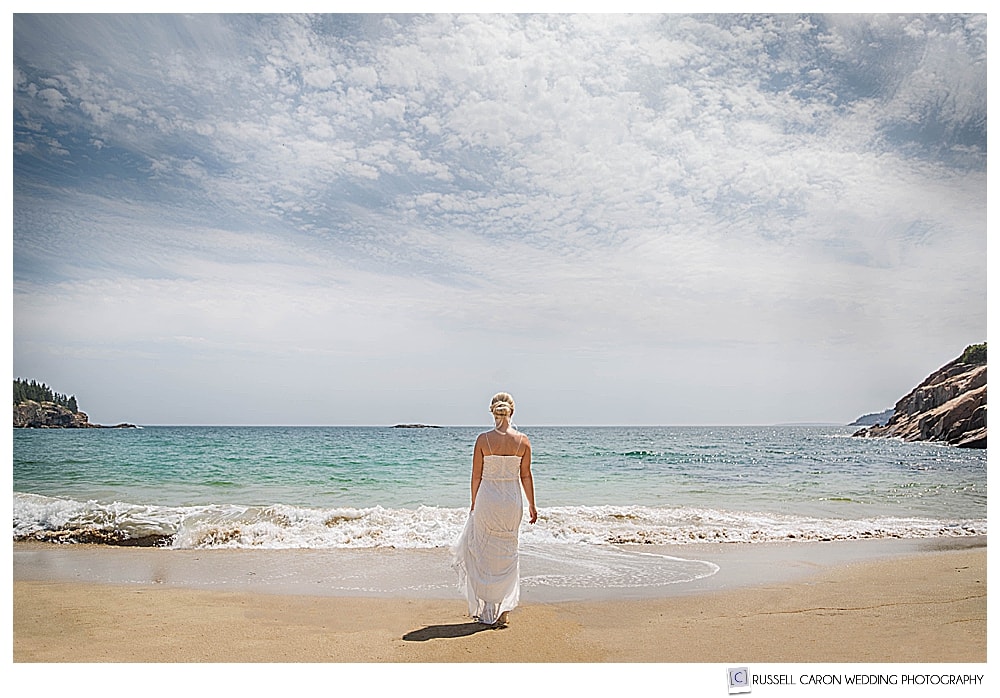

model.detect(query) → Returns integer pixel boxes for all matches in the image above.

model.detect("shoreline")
[13,538,986,662]
[13,535,985,600]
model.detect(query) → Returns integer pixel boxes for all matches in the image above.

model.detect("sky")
[10,12,988,426]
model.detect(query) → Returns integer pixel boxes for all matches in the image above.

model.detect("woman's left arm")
[519,440,537,523]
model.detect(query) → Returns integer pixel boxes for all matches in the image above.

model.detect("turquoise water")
[13,425,986,549]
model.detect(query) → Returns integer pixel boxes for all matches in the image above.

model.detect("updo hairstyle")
[490,392,515,425]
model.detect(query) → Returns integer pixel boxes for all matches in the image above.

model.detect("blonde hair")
[489,392,515,426]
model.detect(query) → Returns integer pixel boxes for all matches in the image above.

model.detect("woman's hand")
[528,505,538,524]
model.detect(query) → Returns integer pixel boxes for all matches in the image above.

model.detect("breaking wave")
[13,492,986,550]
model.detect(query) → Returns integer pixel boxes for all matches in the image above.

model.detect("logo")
[728,667,751,694]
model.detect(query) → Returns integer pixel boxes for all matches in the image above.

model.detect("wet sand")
[12,539,985,663]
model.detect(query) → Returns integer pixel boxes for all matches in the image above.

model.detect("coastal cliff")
[13,399,136,429]
[853,344,986,448]
[15,400,93,428]
[13,378,137,428]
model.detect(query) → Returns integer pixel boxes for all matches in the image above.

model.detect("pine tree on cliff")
[961,343,986,365]
[12,378,79,413]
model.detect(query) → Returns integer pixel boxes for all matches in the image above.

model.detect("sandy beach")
[13,541,985,663]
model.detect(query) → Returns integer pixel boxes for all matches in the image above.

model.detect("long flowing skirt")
[452,479,522,624]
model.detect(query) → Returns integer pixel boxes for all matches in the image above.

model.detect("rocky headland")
[848,408,894,427]
[13,400,136,429]
[853,344,986,448]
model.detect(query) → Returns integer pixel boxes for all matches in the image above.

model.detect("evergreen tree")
[13,378,80,413]
[961,343,987,365]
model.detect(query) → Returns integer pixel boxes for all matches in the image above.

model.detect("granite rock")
[13,400,136,428]
[853,356,986,449]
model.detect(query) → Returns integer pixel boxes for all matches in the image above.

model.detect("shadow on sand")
[403,622,506,641]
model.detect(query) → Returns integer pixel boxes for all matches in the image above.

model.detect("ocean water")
[13,425,986,592]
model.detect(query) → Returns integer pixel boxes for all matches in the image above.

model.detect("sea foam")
[13,492,985,549]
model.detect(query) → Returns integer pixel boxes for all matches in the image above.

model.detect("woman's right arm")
[470,435,484,511]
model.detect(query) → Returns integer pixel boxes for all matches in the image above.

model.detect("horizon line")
[48,422,851,428]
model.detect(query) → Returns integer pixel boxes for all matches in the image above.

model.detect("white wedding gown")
[452,453,524,624]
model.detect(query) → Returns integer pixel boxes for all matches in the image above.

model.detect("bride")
[452,392,537,626]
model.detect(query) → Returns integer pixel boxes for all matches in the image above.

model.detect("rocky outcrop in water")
[13,400,136,428]
[853,347,986,448]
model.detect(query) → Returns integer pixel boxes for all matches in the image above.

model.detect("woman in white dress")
[453,392,537,626]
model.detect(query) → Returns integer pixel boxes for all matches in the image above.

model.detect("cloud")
[12,13,986,424]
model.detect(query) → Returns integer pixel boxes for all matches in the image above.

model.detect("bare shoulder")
[514,430,532,449]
